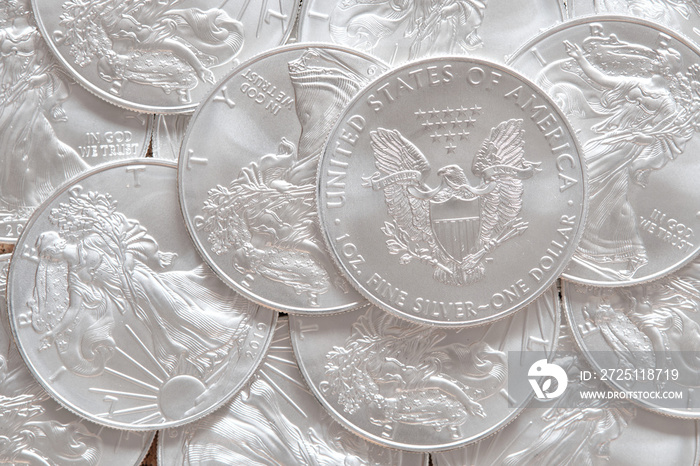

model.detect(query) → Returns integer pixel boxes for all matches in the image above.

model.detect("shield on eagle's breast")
[430,197,481,262]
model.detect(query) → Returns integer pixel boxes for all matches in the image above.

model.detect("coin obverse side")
[318,58,586,326]
[290,287,560,452]
[0,1,152,243]
[31,0,299,113]
[509,17,700,286]
[8,160,277,430]
[298,0,566,66]
[433,320,700,466]
[563,254,700,418]
[159,316,428,466]
[569,0,700,46]
[179,44,387,314]
[0,255,155,465]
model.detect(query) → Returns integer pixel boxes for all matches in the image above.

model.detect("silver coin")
[0,254,154,464]
[563,255,700,418]
[159,316,428,465]
[433,320,700,466]
[318,57,586,326]
[31,0,299,113]
[298,0,566,66]
[569,0,700,45]
[0,1,151,243]
[179,44,387,314]
[7,160,277,430]
[152,114,191,161]
[509,17,700,286]
[289,287,560,452]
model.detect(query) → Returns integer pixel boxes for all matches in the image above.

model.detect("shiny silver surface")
[434,321,700,466]
[563,255,700,418]
[290,287,560,452]
[298,0,566,65]
[0,1,151,243]
[0,254,154,464]
[159,316,427,465]
[509,17,700,286]
[152,114,191,161]
[179,44,387,314]
[317,57,586,326]
[8,160,276,430]
[31,0,299,113]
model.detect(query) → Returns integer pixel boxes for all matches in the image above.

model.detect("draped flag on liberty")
[363,118,541,285]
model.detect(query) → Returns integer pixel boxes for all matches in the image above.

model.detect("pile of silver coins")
[2,0,700,464]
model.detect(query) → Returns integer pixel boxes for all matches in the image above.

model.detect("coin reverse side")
[290,287,560,452]
[179,44,387,314]
[318,57,587,326]
[159,316,427,466]
[8,160,277,430]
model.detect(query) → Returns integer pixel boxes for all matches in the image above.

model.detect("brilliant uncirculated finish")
[31,0,298,112]
[8,160,276,430]
[563,255,700,418]
[159,317,427,465]
[152,114,191,160]
[0,1,151,243]
[298,0,565,65]
[509,17,700,286]
[318,58,586,326]
[290,287,560,452]
[0,255,154,465]
[180,44,387,314]
[434,329,700,466]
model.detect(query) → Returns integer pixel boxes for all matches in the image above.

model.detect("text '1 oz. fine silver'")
[318,57,587,326]
[509,16,700,286]
[179,44,388,314]
[8,160,276,430]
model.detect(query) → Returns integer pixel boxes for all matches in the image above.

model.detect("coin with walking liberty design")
[297,0,566,66]
[563,254,700,418]
[317,57,586,326]
[569,0,700,50]
[159,316,428,465]
[290,287,559,451]
[0,0,151,243]
[433,319,700,466]
[31,0,299,113]
[509,17,700,286]
[0,255,155,465]
[179,44,387,314]
[7,160,276,430]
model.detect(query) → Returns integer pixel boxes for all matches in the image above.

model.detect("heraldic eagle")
[367,118,539,285]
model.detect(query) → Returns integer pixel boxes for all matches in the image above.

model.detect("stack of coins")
[2,0,700,464]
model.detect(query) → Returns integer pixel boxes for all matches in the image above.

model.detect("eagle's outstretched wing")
[472,119,527,244]
[369,128,434,245]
